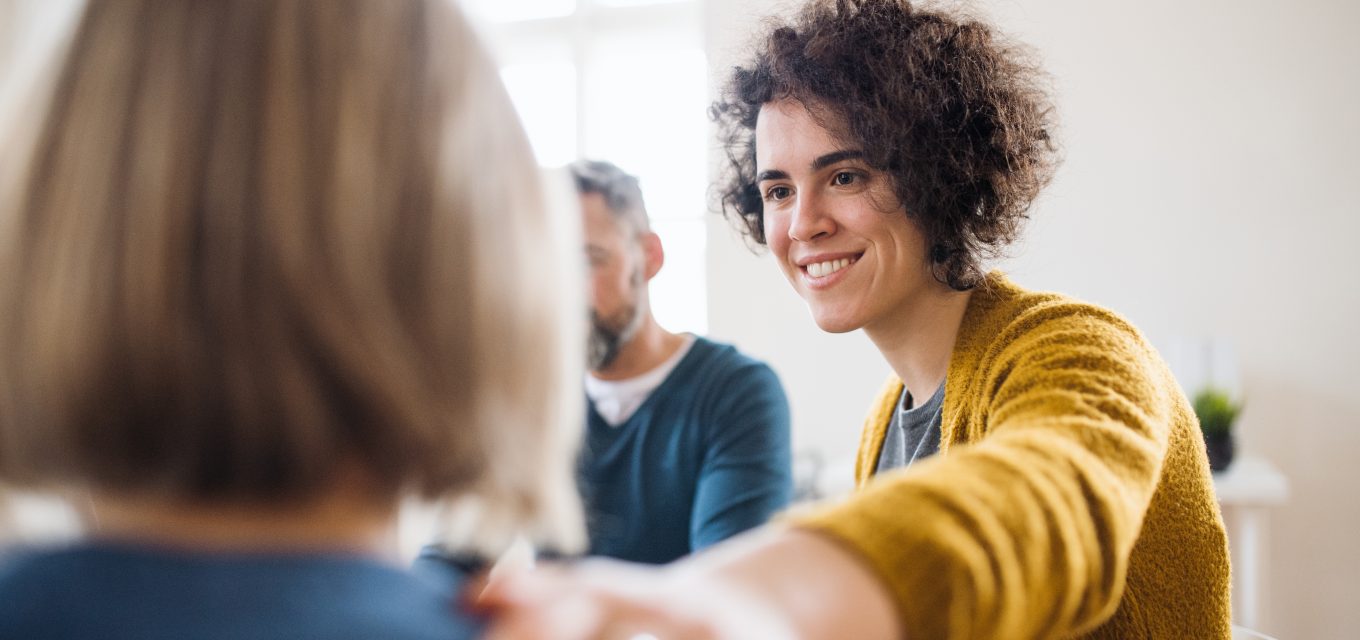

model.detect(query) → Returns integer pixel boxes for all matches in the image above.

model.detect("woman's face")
[755,99,935,334]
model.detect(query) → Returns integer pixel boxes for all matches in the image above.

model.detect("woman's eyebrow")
[757,150,865,183]
[811,150,865,171]
[756,169,789,183]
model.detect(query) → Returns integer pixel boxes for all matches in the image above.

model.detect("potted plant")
[1192,387,1242,472]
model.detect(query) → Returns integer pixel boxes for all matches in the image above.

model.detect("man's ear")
[641,231,664,281]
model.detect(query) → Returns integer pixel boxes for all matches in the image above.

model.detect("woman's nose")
[787,193,836,242]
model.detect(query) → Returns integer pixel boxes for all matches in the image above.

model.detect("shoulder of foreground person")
[0,544,485,640]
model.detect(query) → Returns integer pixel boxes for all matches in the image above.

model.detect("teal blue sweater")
[579,337,792,563]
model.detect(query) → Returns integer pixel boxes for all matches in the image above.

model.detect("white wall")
[704,1,1360,638]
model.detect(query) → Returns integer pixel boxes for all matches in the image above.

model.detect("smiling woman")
[713,0,1057,292]
[754,100,936,336]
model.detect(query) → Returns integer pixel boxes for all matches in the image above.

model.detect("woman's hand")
[480,557,796,640]
[480,528,902,640]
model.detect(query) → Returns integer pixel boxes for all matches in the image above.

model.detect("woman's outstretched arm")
[481,527,902,640]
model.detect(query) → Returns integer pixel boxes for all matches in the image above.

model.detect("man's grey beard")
[587,301,644,371]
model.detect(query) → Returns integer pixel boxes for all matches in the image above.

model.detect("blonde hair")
[0,0,583,552]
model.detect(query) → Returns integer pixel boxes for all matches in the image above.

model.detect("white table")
[1214,455,1289,630]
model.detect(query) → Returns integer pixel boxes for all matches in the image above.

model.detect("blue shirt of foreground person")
[573,160,793,564]
[0,544,481,640]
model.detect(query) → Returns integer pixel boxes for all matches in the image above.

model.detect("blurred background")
[3,0,1357,637]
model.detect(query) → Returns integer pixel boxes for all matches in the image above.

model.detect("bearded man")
[573,160,792,564]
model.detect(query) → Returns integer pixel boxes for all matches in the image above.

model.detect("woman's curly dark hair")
[711,0,1059,290]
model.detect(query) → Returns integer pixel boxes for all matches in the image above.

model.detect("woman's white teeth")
[807,258,851,278]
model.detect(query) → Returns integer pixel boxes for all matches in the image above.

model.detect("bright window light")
[473,0,708,334]
[499,62,578,167]
[582,44,707,223]
[582,43,708,333]
[594,0,686,6]
[648,218,708,336]
[461,0,575,23]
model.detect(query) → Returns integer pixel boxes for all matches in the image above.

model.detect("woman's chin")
[809,309,863,334]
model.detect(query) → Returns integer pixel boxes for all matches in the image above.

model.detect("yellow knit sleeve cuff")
[783,489,965,640]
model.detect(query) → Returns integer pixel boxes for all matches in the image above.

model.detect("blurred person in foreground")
[571,160,792,564]
[0,1,585,638]
[483,1,1231,639]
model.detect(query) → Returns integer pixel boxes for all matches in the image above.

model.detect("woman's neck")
[864,284,973,401]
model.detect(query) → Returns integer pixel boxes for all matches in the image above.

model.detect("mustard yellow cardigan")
[791,273,1231,640]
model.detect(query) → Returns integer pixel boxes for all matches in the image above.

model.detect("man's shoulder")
[680,337,778,386]
[674,337,785,407]
[688,336,772,372]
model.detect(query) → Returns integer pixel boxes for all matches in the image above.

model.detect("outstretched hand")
[480,557,797,640]
[478,528,901,640]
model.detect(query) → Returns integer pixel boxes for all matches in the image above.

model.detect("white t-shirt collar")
[584,334,697,427]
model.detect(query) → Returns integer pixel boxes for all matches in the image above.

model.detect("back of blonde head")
[0,0,584,553]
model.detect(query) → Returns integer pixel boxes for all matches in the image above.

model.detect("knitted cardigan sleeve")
[788,303,1177,640]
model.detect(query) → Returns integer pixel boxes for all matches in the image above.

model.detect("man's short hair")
[570,160,651,234]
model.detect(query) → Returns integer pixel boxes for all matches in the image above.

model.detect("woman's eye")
[833,172,858,186]
[766,186,792,201]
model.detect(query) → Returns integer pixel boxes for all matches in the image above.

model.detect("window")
[460,0,708,334]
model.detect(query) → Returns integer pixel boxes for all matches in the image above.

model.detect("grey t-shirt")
[875,381,944,474]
